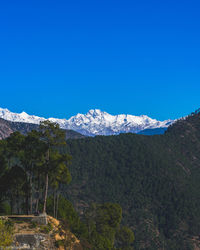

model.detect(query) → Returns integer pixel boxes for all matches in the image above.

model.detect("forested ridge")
[1,110,200,249]
[64,110,200,249]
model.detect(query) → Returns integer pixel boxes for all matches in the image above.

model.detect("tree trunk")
[35,171,40,213]
[53,189,56,218]
[43,148,50,214]
[35,198,38,214]
[10,196,13,215]
[26,192,29,215]
[25,173,30,215]
[56,191,59,219]
[17,190,20,214]
[43,173,48,214]
[30,174,33,214]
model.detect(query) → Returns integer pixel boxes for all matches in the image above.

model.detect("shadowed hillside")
[0,118,85,140]
[64,110,200,249]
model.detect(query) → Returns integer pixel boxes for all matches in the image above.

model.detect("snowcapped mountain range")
[0,107,174,136]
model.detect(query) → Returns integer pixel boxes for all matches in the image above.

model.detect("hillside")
[1,109,200,249]
[138,127,167,135]
[63,110,200,249]
[0,118,85,140]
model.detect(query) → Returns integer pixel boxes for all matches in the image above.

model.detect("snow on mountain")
[0,107,174,136]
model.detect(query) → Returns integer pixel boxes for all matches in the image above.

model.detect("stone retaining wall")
[6,214,48,225]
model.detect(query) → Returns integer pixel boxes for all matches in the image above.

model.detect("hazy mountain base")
[138,127,167,135]
[62,111,200,249]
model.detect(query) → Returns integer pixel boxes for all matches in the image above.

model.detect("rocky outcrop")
[0,118,14,139]
[1,215,83,250]
[13,233,53,249]
[8,214,48,225]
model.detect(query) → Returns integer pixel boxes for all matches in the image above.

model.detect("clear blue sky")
[0,0,200,120]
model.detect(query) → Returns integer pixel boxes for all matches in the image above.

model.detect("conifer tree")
[39,120,70,214]
[20,130,46,214]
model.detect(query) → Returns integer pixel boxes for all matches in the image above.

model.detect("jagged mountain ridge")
[0,108,174,136]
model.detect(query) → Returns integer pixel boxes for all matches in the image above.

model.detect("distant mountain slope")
[63,109,200,249]
[0,118,84,140]
[138,127,167,135]
[0,118,15,139]
[0,107,174,136]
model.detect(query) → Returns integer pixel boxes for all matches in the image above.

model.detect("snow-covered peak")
[88,109,102,115]
[0,108,46,124]
[0,107,174,136]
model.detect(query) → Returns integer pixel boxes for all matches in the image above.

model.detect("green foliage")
[0,219,13,248]
[47,196,128,249]
[116,226,135,248]
[55,240,65,247]
[89,231,113,250]
[39,121,72,213]
[39,222,53,234]
[0,121,72,216]
[0,201,11,215]
[83,203,123,249]
[95,203,122,229]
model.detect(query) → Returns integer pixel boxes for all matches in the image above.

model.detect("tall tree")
[39,120,69,214]
[4,132,25,214]
[49,152,72,217]
[5,131,25,167]
[5,165,26,214]
[0,140,9,206]
[20,130,46,214]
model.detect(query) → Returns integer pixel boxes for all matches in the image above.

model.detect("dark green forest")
[63,109,200,249]
[1,110,200,249]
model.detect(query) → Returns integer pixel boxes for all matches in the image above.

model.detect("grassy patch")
[39,222,53,234]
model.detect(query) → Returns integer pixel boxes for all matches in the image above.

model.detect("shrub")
[40,222,53,234]
[0,219,13,248]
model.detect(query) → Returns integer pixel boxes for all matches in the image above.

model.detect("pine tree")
[38,120,70,214]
